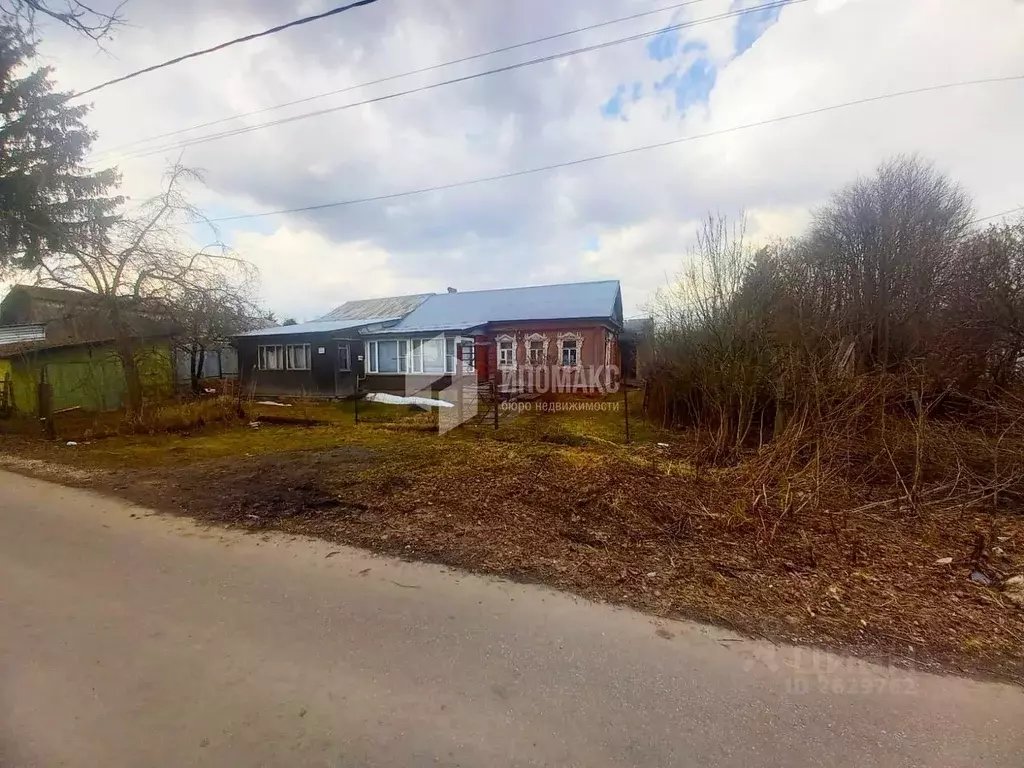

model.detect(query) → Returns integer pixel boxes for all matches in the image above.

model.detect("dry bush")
[648,156,1024,513]
[138,396,245,435]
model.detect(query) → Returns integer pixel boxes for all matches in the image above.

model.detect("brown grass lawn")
[2,392,1022,685]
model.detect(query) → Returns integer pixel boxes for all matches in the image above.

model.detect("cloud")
[229,226,436,322]
[25,0,1024,319]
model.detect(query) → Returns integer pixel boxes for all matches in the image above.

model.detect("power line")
[71,0,383,99]
[94,0,718,158]
[108,0,807,163]
[972,206,1024,224]
[205,75,1024,223]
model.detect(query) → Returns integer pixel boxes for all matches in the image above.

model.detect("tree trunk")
[190,345,206,395]
[119,340,144,421]
[110,302,144,421]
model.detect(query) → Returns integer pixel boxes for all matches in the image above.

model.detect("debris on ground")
[1004,576,1024,608]
[971,571,993,587]
[364,393,454,409]
[3,425,1022,685]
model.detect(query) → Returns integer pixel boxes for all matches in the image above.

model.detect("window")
[377,340,400,373]
[409,339,423,372]
[445,337,456,374]
[561,339,578,367]
[423,337,445,373]
[258,345,284,370]
[286,344,311,370]
[459,340,476,373]
[528,340,545,365]
[398,340,409,373]
[338,344,351,372]
[498,340,515,367]
[364,337,460,375]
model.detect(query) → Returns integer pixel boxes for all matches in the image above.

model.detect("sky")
[18,0,1024,320]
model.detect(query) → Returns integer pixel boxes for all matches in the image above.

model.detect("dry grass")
[2,396,1022,684]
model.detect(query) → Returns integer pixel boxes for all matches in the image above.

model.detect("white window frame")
[285,343,311,371]
[558,332,582,368]
[338,343,351,372]
[421,336,446,374]
[258,344,284,370]
[365,341,377,373]
[526,333,548,366]
[497,334,517,368]
[363,336,460,375]
[458,339,476,374]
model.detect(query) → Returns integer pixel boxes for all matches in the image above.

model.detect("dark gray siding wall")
[365,374,453,396]
[237,332,361,398]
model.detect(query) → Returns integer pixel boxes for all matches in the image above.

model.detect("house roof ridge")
[435,279,620,298]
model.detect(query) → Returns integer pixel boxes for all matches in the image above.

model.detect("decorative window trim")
[557,332,583,368]
[496,333,517,369]
[525,332,549,366]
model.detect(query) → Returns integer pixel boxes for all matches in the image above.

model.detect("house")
[233,294,432,398]
[0,285,177,413]
[235,281,624,398]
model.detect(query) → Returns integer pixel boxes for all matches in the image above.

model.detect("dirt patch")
[120,446,377,528]
[3,432,1022,685]
[0,454,102,484]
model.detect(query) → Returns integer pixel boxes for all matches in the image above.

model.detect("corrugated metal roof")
[377,280,623,333]
[0,324,46,347]
[317,294,433,322]
[236,317,401,338]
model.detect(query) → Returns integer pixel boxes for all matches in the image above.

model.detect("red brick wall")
[485,322,619,393]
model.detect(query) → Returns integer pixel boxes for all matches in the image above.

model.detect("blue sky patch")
[600,84,627,117]
[600,81,644,119]
[646,26,680,62]
[734,4,782,56]
[674,58,717,112]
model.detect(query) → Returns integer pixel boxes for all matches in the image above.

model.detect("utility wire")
[71,0,383,99]
[972,206,1024,224]
[108,0,806,163]
[205,75,1024,223]
[95,0,719,157]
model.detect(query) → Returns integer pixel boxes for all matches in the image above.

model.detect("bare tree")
[1,0,126,41]
[805,154,973,372]
[171,274,265,395]
[31,164,258,419]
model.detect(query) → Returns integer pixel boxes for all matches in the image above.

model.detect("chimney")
[447,287,458,294]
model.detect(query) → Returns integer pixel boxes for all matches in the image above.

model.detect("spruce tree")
[0,23,121,271]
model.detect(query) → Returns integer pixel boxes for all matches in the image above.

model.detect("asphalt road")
[1,470,1022,767]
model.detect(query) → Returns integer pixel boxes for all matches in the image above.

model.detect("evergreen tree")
[0,23,121,271]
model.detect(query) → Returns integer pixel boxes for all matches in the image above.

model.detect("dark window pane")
[378,340,399,373]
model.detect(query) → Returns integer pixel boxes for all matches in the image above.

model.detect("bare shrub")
[648,155,1024,514]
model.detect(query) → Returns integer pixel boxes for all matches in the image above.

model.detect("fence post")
[37,366,55,439]
[0,371,11,416]
[623,381,631,444]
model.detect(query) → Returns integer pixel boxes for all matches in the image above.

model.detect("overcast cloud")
[26,0,1024,319]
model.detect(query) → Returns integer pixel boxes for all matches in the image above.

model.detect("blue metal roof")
[236,317,400,338]
[379,280,622,333]
[317,293,433,322]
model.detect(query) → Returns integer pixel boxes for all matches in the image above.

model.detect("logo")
[393,333,621,435]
